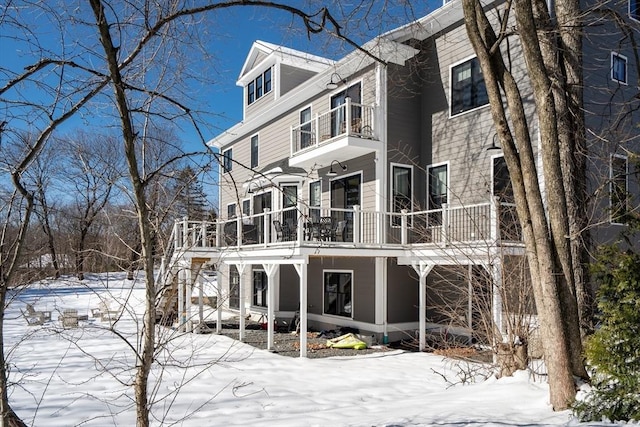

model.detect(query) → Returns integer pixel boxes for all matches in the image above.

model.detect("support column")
[177,267,185,332]
[198,266,204,330]
[411,261,434,352]
[262,263,279,351]
[185,267,193,333]
[236,263,248,341]
[293,261,308,358]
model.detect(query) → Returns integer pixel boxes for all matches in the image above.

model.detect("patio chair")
[333,220,348,242]
[22,303,51,325]
[273,220,284,242]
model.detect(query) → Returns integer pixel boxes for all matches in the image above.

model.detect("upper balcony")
[290,98,383,169]
[171,198,523,256]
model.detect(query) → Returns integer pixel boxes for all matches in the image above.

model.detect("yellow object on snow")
[326,333,367,350]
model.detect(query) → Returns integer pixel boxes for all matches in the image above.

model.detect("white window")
[391,164,412,226]
[246,67,273,105]
[427,163,448,225]
[227,203,236,219]
[451,57,488,116]
[222,148,232,173]
[631,0,639,21]
[299,106,312,149]
[610,155,629,224]
[611,52,628,84]
[250,134,259,168]
[309,180,321,222]
[323,271,352,318]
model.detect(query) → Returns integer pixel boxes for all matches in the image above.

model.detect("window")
[492,156,514,203]
[300,106,312,149]
[247,81,255,105]
[309,181,321,222]
[282,185,297,229]
[631,0,639,21]
[391,165,412,226]
[611,53,628,84]
[610,155,629,224]
[250,135,259,168]
[227,203,236,219]
[324,271,352,317]
[246,67,273,105]
[428,164,448,224]
[242,199,250,217]
[331,83,361,137]
[229,266,240,310]
[222,148,232,173]
[451,57,488,116]
[253,270,267,307]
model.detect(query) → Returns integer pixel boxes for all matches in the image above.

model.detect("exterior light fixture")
[326,72,346,90]
[487,134,502,151]
[326,160,347,177]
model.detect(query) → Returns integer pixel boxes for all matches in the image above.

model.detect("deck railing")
[291,98,376,155]
[173,198,522,251]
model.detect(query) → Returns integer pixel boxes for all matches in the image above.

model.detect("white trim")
[630,0,640,22]
[250,132,260,169]
[426,161,450,211]
[322,269,354,319]
[389,162,414,228]
[226,202,237,219]
[222,147,233,173]
[448,55,490,118]
[611,52,628,85]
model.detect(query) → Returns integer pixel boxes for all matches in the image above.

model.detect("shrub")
[574,247,640,422]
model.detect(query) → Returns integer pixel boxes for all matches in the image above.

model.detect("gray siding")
[280,64,317,96]
[386,259,419,323]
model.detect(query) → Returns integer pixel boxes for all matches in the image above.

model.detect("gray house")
[161,0,639,356]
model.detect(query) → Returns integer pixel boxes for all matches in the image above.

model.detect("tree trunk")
[463,0,584,409]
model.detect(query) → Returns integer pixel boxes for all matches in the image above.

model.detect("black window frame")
[250,134,259,168]
[451,57,488,116]
[252,269,268,307]
[323,271,352,318]
[222,148,232,173]
[246,67,273,106]
[391,164,413,227]
[227,203,236,219]
[611,52,628,84]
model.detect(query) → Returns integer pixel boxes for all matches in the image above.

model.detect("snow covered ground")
[5,272,616,426]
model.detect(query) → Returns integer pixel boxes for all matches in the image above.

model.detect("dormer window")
[247,67,272,105]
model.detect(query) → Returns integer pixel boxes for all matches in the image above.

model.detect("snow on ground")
[5,272,617,426]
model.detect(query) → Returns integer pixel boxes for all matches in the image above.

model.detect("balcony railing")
[291,98,377,155]
[172,198,522,251]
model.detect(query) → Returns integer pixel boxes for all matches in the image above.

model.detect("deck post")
[411,261,434,352]
[401,209,408,245]
[490,196,500,242]
[352,205,361,243]
[441,203,449,245]
[263,209,270,247]
[294,261,308,358]
[263,263,279,351]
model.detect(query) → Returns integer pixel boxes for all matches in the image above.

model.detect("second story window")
[451,57,488,116]
[611,52,628,84]
[250,135,259,168]
[227,203,236,219]
[246,67,272,105]
[223,148,232,173]
[631,0,639,21]
[391,165,412,226]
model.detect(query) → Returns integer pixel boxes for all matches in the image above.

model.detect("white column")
[185,267,193,333]
[237,263,248,341]
[294,261,308,358]
[411,261,434,352]
[177,268,185,332]
[262,263,279,351]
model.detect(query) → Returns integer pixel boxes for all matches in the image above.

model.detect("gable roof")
[237,40,334,86]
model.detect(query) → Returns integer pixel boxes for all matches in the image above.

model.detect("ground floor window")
[324,271,352,317]
[229,266,240,310]
[253,270,267,307]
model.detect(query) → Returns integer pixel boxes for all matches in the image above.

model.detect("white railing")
[172,198,521,251]
[291,98,376,155]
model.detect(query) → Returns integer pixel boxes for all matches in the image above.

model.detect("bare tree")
[461,0,639,409]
